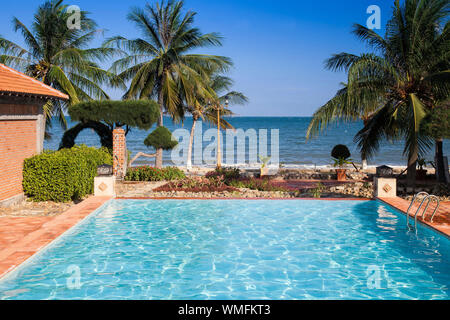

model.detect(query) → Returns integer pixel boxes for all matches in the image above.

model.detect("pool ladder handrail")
[406,192,441,230]
[406,192,429,228]
[414,195,440,229]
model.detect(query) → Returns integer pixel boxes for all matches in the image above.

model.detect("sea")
[44,117,450,168]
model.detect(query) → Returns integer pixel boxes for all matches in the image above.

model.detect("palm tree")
[306,82,380,168]
[310,0,449,186]
[0,0,120,137]
[184,74,248,169]
[104,0,231,168]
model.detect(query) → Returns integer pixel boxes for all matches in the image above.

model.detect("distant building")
[0,64,68,206]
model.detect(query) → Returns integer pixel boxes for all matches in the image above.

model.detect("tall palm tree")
[104,0,231,168]
[0,0,120,137]
[310,0,449,185]
[184,74,248,169]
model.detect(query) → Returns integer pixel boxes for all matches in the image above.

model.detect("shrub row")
[124,166,186,182]
[23,145,112,202]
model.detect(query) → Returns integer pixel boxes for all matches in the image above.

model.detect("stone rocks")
[276,169,370,181]
[325,182,374,198]
[0,199,75,217]
[399,183,450,202]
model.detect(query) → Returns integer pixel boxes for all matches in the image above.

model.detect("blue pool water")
[0,200,449,300]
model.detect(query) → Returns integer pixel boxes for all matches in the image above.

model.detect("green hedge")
[23,145,112,202]
[125,166,185,182]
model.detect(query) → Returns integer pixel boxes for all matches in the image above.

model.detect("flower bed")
[154,168,293,194]
[229,178,293,193]
[154,176,238,193]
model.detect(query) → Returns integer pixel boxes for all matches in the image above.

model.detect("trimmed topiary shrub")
[144,126,178,150]
[23,145,112,202]
[125,166,185,182]
[331,144,351,160]
[69,100,160,130]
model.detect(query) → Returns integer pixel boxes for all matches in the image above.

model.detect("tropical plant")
[331,145,352,168]
[104,0,232,168]
[311,182,325,199]
[0,0,121,138]
[185,73,248,169]
[306,83,379,168]
[259,155,271,169]
[331,145,351,160]
[417,158,428,170]
[307,0,449,186]
[421,100,450,182]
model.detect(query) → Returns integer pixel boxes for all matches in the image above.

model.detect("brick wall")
[113,128,127,179]
[0,119,37,202]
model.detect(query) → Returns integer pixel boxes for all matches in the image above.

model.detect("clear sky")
[0,0,394,116]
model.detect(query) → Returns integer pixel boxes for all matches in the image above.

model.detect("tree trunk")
[155,89,164,168]
[217,108,222,169]
[435,138,446,183]
[361,159,368,170]
[406,145,418,187]
[361,118,369,170]
[186,116,197,169]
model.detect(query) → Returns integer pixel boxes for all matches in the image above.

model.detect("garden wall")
[0,101,44,205]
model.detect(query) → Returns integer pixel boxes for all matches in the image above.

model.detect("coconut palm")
[306,82,380,168]
[0,0,120,136]
[104,0,232,168]
[184,74,248,169]
[309,0,449,185]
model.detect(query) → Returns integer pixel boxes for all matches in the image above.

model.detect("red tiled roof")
[0,63,69,100]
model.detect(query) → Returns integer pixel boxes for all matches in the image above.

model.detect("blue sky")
[0,0,394,116]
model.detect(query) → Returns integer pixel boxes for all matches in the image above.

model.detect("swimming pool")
[0,199,449,300]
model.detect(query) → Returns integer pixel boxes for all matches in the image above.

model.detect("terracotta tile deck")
[379,197,450,237]
[0,196,111,279]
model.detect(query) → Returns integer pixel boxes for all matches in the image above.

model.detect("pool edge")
[377,197,450,238]
[0,196,113,280]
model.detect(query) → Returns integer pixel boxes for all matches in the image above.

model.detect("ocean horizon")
[45,116,450,168]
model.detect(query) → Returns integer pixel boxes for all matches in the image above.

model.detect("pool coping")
[378,197,450,238]
[0,196,112,280]
[117,197,373,201]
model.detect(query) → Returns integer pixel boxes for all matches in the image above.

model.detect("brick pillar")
[113,128,127,179]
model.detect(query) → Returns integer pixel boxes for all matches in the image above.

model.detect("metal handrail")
[420,195,440,224]
[406,192,429,227]
[413,195,441,230]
